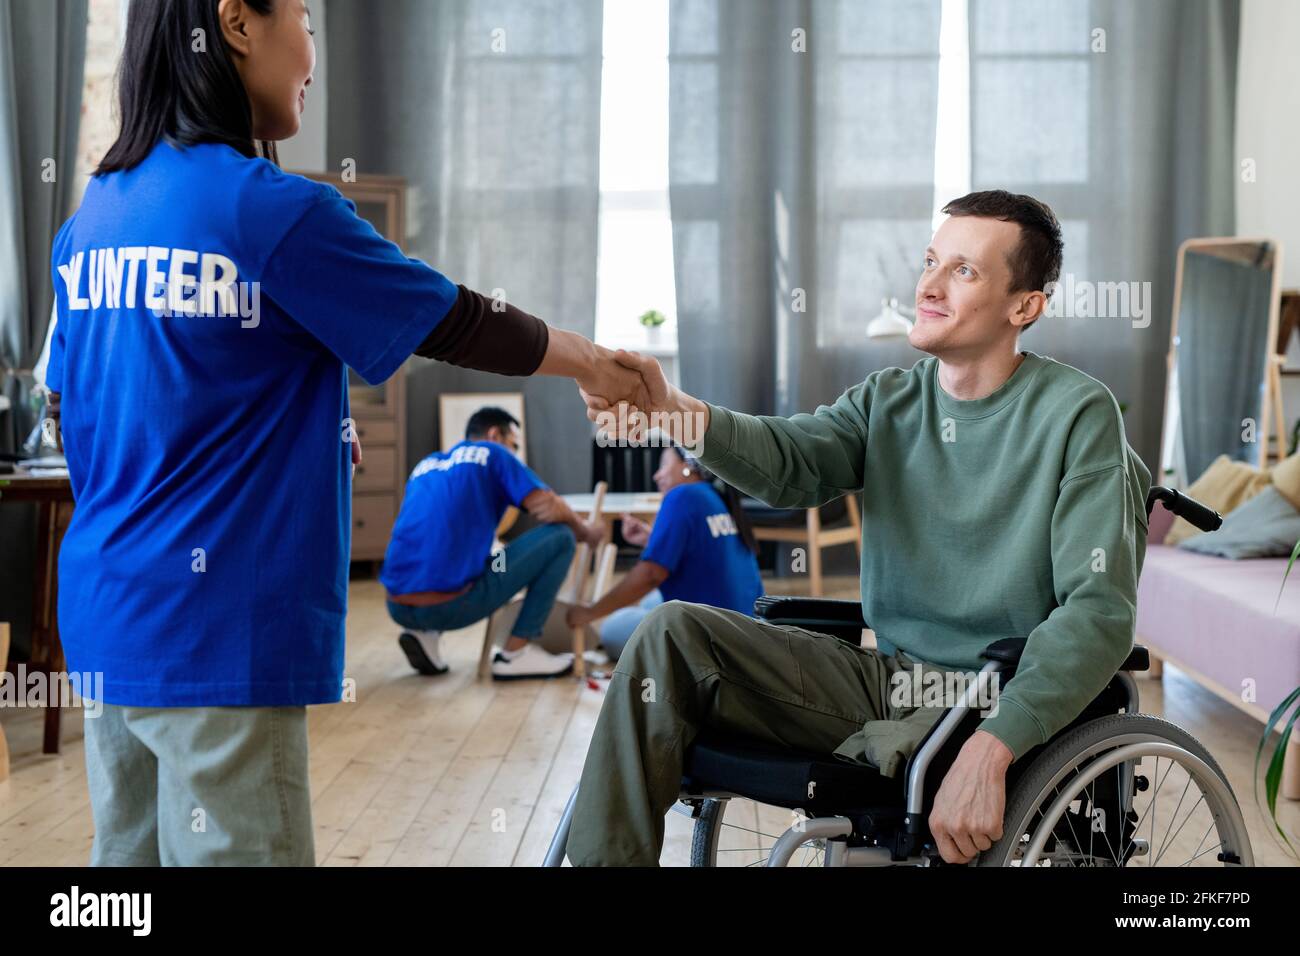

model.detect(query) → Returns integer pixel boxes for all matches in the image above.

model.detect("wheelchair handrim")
[1017,740,1253,867]
[686,798,835,867]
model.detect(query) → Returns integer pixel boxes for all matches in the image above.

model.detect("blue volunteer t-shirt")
[45,139,459,706]
[641,483,764,614]
[380,441,547,594]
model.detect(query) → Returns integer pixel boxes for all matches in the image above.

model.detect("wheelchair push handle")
[1146,486,1222,533]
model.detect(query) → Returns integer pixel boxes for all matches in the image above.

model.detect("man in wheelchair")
[570,190,1152,866]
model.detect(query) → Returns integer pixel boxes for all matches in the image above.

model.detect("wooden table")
[0,471,74,756]
[562,491,663,532]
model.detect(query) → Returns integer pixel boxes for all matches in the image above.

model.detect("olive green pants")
[568,601,951,866]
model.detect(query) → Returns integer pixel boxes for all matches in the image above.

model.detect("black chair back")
[592,440,659,493]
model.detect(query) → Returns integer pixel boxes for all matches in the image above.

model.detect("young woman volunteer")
[566,446,764,661]
[47,0,641,866]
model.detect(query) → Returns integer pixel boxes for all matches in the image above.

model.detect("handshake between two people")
[573,344,711,451]
[536,328,710,448]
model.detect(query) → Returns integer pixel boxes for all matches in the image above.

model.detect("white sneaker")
[491,642,574,681]
[399,630,448,675]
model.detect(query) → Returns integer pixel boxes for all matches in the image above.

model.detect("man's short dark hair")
[941,190,1063,295]
[465,406,520,440]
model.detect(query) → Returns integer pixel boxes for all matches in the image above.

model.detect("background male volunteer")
[382,407,604,680]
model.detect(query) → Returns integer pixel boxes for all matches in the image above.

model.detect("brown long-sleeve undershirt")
[413,285,549,376]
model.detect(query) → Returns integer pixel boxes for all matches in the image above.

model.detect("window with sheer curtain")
[818,0,1093,350]
[970,0,1091,332]
[594,0,679,354]
[72,0,125,208]
[817,0,944,349]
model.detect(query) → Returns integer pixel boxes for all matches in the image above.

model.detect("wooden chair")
[477,482,618,680]
[749,494,862,597]
[558,526,618,679]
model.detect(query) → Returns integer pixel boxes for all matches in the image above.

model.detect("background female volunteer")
[46,0,643,866]
[566,446,764,661]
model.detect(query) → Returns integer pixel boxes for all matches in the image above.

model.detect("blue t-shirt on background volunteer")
[46,139,458,707]
[641,482,764,613]
[380,441,547,595]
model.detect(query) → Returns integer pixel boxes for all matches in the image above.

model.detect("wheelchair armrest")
[980,636,1149,672]
[753,596,866,648]
[980,637,1028,666]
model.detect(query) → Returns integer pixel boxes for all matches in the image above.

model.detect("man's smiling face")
[909,214,1034,359]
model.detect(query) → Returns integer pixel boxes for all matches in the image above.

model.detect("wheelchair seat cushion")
[753,595,865,625]
[681,731,905,813]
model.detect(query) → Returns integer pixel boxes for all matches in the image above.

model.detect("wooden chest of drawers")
[292,170,412,566]
[349,368,406,562]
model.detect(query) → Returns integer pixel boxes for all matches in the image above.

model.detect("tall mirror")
[1161,238,1285,486]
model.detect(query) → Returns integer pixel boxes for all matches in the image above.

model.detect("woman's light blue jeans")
[386,523,576,639]
[598,590,664,662]
[84,703,314,866]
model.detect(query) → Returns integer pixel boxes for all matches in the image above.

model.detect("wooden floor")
[2,574,1297,866]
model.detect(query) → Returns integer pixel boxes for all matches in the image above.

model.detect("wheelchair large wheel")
[980,714,1253,867]
[686,799,830,867]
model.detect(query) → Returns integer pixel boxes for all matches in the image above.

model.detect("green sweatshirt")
[697,349,1151,761]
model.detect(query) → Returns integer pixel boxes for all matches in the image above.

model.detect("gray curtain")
[0,0,87,406]
[0,0,86,662]
[967,0,1239,473]
[668,0,1239,476]
[326,0,604,492]
[669,0,943,416]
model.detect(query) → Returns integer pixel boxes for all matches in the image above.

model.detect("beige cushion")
[1163,455,1272,546]
[1272,451,1300,510]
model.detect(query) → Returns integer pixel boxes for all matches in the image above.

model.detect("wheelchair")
[544,486,1255,867]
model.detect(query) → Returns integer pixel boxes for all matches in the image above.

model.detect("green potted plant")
[638,308,667,346]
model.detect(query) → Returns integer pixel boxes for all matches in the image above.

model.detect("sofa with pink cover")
[1137,503,1300,798]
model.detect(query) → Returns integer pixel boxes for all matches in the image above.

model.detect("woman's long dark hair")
[672,446,759,556]
[96,0,279,175]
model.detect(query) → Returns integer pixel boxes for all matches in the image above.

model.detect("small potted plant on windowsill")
[639,309,667,347]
